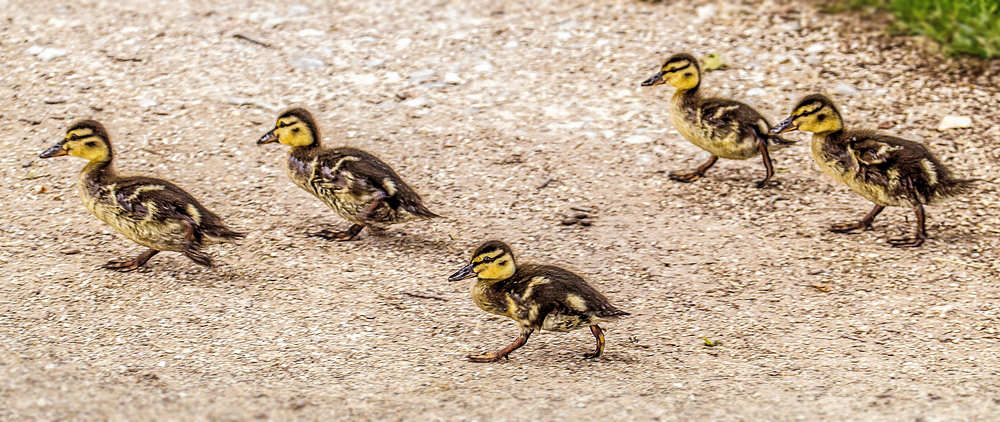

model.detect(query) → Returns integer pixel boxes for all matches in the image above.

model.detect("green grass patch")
[829,0,1000,58]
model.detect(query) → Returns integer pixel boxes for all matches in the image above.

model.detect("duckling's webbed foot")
[468,329,531,363]
[888,204,926,248]
[583,324,606,359]
[103,249,159,272]
[830,205,885,233]
[311,224,364,241]
[669,155,718,183]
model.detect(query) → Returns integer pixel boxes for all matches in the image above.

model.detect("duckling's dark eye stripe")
[665,63,691,73]
[794,104,824,118]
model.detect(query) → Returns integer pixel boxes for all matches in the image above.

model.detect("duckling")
[257,108,439,240]
[449,240,629,362]
[771,94,974,247]
[39,120,244,271]
[641,53,793,188]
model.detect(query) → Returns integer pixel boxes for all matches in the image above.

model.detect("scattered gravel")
[1,0,998,420]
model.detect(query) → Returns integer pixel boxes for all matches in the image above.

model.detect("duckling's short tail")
[937,177,977,199]
[598,303,630,318]
[404,201,441,220]
[204,225,247,241]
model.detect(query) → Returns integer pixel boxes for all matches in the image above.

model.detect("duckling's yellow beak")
[770,117,798,134]
[448,263,477,281]
[257,130,277,145]
[40,141,68,158]
[641,71,667,87]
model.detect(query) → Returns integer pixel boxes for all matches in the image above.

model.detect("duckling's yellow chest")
[470,280,511,317]
[76,174,186,251]
[811,136,901,206]
[669,93,757,160]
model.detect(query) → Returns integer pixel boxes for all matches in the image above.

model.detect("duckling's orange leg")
[888,204,927,247]
[468,329,532,363]
[104,248,159,272]
[669,155,718,183]
[831,204,884,233]
[311,224,365,241]
[583,324,606,359]
[755,140,775,189]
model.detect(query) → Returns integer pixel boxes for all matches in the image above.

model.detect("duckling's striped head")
[449,240,517,282]
[258,108,319,148]
[771,94,844,135]
[40,120,113,163]
[641,53,701,90]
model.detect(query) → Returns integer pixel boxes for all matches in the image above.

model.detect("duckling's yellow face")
[449,242,517,282]
[772,96,843,135]
[641,55,700,90]
[40,127,111,162]
[258,114,315,147]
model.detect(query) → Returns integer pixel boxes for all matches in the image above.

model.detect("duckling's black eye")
[817,114,826,122]
[85,141,98,148]
[292,128,300,134]
[68,135,79,141]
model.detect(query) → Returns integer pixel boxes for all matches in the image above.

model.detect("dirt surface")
[2,0,1000,420]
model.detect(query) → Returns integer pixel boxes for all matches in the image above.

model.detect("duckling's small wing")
[114,177,243,239]
[328,148,439,218]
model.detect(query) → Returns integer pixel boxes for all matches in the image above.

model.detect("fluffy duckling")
[39,120,244,271]
[257,108,439,240]
[449,241,629,362]
[772,94,974,247]
[642,53,793,188]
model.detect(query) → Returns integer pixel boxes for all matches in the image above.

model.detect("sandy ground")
[2,0,1000,420]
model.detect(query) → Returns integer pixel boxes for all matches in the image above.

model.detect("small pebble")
[561,218,578,226]
[579,218,592,227]
[61,247,81,255]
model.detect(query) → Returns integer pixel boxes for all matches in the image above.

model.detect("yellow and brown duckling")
[771,94,974,247]
[39,120,244,271]
[642,53,794,188]
[449,240,629,362]
[257,108,439,240]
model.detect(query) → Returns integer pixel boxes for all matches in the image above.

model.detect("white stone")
[403,97,429,108]
[443,72,463,84]
[298,29,324,37]
[937,115,972,131]
[625,135,652,144]
[409,69,435,84]
[36,48,67,61]
[474,60,494,73]
[833,82,859,96]
[396,38,412,50]
[352,74,378,86]
[503,40,519,49]
[263,17,286,28]
[287,5,309,15]
[288,56,325,70]
[746,88,766,96]
[138,98,157,108]
[695,4,717,23]
[805,43,826,54]
[25,46,44,55]
[554,32,572,41]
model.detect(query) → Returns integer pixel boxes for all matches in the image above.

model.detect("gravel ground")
[2,0,999,420]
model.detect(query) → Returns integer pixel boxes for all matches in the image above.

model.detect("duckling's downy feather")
[812,129,973,207]
[473,264,628,332]
[288,145,439,227]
